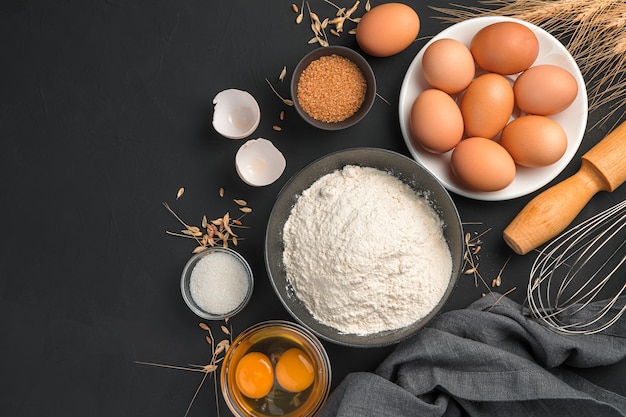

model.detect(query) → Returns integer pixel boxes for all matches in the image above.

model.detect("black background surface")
[1,1,624,416]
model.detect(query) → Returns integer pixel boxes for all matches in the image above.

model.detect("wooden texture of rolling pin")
[503,120,626,255]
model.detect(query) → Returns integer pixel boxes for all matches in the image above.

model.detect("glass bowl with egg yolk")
[221,320,331,417]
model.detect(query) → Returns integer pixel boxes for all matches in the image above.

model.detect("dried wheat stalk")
[433,0,626,129]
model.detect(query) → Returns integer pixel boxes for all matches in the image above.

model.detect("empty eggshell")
[235,138,286,186]
[212,89,261,139]
[356,3,420,57]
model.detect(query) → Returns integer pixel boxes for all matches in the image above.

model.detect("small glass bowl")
[291,46,376,130]
[221,320,332,417]
[180,246,254,320]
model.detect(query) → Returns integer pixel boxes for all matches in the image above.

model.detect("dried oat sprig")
[164,190,252,253]
[461,225,494,293]
[491,256,511,288]
[327,0,360,34]
[296,1,364,44]
[265,78,294,106]
[295,0,305,23]
[432,0,626,130]
[485,287,517,312]
[135,320,234,417]
[307,1,330,46]
[163,202,204,247]
[376,92,391,106]
[462,223,515,301]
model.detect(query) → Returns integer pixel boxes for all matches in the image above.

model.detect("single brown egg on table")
[500,115,568,167]
[470,21,539,75]
[451,137,516,192]
[356,3,420,57]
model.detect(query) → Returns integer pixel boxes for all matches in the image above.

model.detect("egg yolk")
[235,352,274,399]
[275,348,315,392]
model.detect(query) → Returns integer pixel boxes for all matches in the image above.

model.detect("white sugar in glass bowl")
[181,246,254,320]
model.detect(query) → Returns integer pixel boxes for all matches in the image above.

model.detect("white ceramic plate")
[398,16,588,201]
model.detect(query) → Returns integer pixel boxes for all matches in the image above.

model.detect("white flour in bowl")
[282,165,452,335]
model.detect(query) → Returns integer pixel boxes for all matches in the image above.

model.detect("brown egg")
[461,73,514,139]
[500,115,568,167]
[421,38,476,94]
[470,21,539,75]
[514,65,579,115]
[451,137,516,191]
[410,89,464,153]
[356,3,420,57]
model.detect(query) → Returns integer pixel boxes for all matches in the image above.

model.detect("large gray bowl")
[265,148,464,347]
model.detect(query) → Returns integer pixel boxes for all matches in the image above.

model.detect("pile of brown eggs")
[409,21,579,192]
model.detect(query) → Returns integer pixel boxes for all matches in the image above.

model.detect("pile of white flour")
[282,165,453,335]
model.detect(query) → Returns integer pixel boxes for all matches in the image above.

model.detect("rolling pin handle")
[503,161,608,255]
[503,120,626,255]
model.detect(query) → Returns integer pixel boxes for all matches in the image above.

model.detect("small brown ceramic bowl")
[290,46,376,130]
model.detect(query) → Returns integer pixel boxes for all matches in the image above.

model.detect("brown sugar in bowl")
[291,46,376,130]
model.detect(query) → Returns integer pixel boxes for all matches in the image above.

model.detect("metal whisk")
[527,199,626,335]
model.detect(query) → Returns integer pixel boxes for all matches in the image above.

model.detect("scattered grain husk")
[295,1,364,46]
[164,188,252,252]
[461,224,490,287]
[135,320,234,417]
[307,2,330,46]
[296,0,304,23]
[327,0,360,34]
[461,223,515,302]
[265,78,294,106]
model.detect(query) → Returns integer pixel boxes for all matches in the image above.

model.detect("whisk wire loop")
[527,199,626,334]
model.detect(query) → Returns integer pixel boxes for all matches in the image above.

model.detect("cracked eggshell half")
[235,138,286,186]
[212,89,261,139]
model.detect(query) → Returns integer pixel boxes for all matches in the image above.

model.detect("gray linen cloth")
[319,294,626,417]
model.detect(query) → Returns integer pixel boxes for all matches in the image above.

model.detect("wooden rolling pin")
[503,120,626,255]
